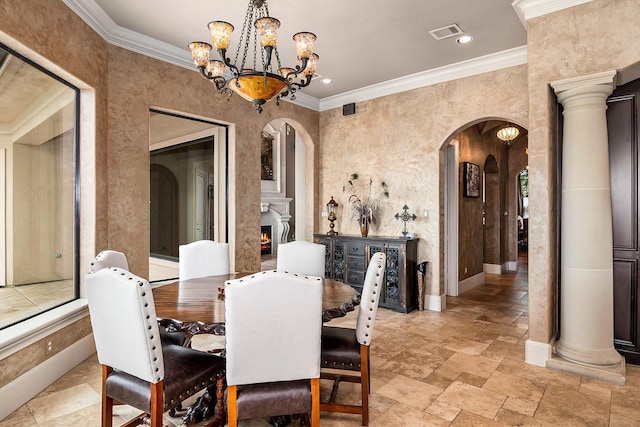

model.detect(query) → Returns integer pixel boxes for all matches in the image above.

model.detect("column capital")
[551,70,617,98]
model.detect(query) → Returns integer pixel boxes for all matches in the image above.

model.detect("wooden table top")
[153,272,360,335]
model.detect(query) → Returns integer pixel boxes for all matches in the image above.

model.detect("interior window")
[0,44,80,330]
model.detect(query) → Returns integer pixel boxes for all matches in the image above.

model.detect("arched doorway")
[443,119,528,296]
[260,119,316,269]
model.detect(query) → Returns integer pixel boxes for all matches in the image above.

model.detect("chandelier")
[188,0,318,113]
[496,126,520,142]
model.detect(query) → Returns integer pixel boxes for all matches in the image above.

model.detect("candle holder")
[326,196,338,235]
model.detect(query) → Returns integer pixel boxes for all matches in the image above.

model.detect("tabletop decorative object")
[395,205,417,237]
[343,173,389,237]
[326,196,339,235]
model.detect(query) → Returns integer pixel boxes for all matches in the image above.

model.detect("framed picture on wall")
[261,131,275,181]
[463,162,480,197]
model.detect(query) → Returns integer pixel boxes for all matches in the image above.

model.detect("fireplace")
[261,225,273,255]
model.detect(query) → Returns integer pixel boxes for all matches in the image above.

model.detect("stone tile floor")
[3,255,640,426]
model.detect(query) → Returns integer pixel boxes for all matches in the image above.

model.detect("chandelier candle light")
[189,0,319,113]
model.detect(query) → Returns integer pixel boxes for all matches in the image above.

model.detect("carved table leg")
[268,415,292,427]
[183,374,226,426]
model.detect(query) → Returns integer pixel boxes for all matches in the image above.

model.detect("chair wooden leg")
[311,378,320,427]
[150,381,164,427]
[227,385,238,427]
[360,345,369,426]
[101,365,113,427]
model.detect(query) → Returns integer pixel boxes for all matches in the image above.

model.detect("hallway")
[3,259,640,426]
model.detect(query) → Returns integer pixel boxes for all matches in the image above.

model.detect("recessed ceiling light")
[322,78,332,84]
[456,35,473,44]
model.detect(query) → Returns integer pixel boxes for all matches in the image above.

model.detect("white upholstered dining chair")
[179,240,230,280]
[86,267,226,427]
[224,270,322,426]
[89,250,188,348]
[276,240,326,278]
[320,251,386,425]
[90,250,129,272]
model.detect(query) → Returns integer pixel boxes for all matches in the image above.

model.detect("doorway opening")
[148,110,228,282]
[442,119,529,298]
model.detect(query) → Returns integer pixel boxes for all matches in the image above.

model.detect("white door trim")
[445,142,459,296]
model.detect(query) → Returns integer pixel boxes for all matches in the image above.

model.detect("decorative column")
[550,71,623,370]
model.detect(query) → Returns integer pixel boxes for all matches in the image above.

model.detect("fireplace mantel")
[261,197,292,254]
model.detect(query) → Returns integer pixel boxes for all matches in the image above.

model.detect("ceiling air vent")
[429,24,464,41]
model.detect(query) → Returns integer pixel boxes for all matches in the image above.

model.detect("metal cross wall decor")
[394,204,417,237]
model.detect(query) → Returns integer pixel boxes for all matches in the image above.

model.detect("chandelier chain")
[235,5,253,72]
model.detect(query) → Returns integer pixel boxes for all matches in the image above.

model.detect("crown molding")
[61,0,115,39]
[318,46,528,112]
[62,0,526,113]
[281,92,321,111]
[512,0,593,26]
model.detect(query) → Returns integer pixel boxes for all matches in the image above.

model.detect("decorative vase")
[359,214,370,237]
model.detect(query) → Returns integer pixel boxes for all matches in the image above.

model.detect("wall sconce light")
[326,196,338,235]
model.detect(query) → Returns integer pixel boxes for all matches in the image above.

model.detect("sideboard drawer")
[346,241,365,256]
[347,255,366,271]
[346,270,365,286]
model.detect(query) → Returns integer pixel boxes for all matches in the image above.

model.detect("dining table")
[151,271,361,427]
[153,271,361,336]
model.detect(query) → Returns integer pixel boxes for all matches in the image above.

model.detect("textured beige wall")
[0,0,319,388]
[2,0,638,390]
[319,65,528,298]
[106,46,319,275]
[0,0,108,387]
[526,0,640,345]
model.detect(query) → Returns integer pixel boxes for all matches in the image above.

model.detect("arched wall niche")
[262,118,316,244]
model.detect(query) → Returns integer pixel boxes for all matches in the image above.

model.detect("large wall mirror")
[148,110,228,281]
[0,44,80,329]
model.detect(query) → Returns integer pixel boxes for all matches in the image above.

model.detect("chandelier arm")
[213,49,240,76]
[196,66,231,95]
[291,56,309,76]
[197,66,211,80]
[290,75,312,89]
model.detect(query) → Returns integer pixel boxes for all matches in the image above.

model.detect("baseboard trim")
[458,272,485,295]
[425,294,446,312]
[507,261,518,271]
[483,263,502,274]
[525,339,552,367]
[0,334,96,421]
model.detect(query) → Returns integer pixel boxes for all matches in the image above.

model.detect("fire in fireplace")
[261,225,272,255]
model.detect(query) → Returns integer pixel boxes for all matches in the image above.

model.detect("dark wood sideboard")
[313,234,418,313]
